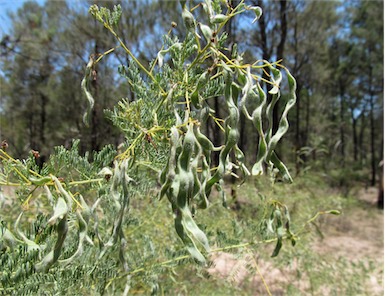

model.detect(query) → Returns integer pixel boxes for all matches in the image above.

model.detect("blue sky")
[0,0,46,35]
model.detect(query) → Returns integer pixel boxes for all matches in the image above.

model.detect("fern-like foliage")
[0,1,325,294]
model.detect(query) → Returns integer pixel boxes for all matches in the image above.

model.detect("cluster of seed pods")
[157,50,297,262]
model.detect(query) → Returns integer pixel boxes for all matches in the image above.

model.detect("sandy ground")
[208,187,384,295]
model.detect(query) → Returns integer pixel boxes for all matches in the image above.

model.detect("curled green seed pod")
[178,124,196,170]
[269,152,292,182]
[264,67,296,181]
[182,6,196,33]
[176,171,194,208]
[190,141,202,182]
[35,216,68,272]
[234,145,250,177]
[59,210,88,266]
[239,67,253,118]
[220,60,233,75]
[180,206,210,252]
[190,92,201,109]
[173,207,206,263]
[237,70,247,86]
[205,70,240,191]
[225,128,239,150]
[160,126,181,201]
[251,83,268,176]
[81,57,95,126]
[210,14,228,24]
[194,169,207,209]
[199,104,214,123]
[250,6,263,23]
[199,23,213,42]
[157,43,182,68]
[28,176,51,186]
[0,227,17,250]
[231,43,238,59]
[201,1,213,19]
[268,67,282,95]
[174,109,184,127]
[191,71,209,108]
[194,126,214,152]
[166,122,212,261]
[52,176,73,209]
[47,197,68,225]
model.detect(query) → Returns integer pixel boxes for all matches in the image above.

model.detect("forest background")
[0,0,383,295]
[0,0,383,192]
[0,0,383,198]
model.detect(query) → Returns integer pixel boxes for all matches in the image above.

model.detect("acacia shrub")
[0,1,315,294]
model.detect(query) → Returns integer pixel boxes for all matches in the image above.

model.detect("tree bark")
[378,159,383,209]
[295,83,302,175]
[369,91,376,186]
[368,62,376,186]
[358,108,367,165]
[339,79,345,167]
[39,93,47,147]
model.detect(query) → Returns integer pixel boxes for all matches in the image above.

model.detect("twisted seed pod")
[195,104,215,198]
[190,135,202,194]
[81,57,95,126]
[191,71,209,108]
[176,170,194,208]
[179,206,210,252]
[267,69,296,156]
[182,5,196,33]
[199,103,214,126]
[28,176,52,186]
[173,206,206,263]
[199,23,213,43]
[234,144,250,177]
[251,83,268,175]
[159,127,180,200]
[164,123,211,262]
[239,67,253,119]
[52,176,73,210]
[196,158,210,209]
[265,69,297,181]
[59,210,88,266]
[194,126,214,153]
[206,70,239,190]
[35,216,68,272]
[178,123,196,171]
[210,14,228,24]
[175,124,197,208]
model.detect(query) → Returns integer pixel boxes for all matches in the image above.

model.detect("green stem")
[185,0,245,72]
[68,178,104,186]
[106,25,166,96]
